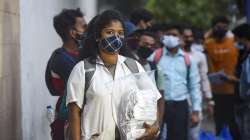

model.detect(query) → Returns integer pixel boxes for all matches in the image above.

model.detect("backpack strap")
[124,58,139,73]
[183,52,191,67]
[83,58,96,93]
[183,52,191,90]
[148,61,158,83]
[153,48,163,64]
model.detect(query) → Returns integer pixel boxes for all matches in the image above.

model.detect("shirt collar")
[96,54,126,65]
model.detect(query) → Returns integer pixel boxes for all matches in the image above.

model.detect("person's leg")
[214,94,240,139]
[213,94,224,135]
[165,102,175,140]
[224,95,240,140]
[166,100,189,140]
[241,107,250,140]
[158,102,168,140]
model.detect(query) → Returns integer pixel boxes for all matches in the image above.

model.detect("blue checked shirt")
[148,48,202,111]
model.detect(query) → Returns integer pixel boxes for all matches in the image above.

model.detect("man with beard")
[183,27,214,140]
[204,16,240,139]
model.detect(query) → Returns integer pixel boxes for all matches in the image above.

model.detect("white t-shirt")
[189,48,212,99]
[66,55,161,140]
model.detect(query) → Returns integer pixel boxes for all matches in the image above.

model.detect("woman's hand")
[136,122,160,140]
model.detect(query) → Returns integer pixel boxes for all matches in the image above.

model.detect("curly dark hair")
[53,8,83,42]
[80,10,136,62]
[130,8,153,26]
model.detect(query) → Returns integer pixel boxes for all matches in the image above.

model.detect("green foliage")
[146,0,235,29]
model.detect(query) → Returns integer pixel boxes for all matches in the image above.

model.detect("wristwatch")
[207,100,215,106]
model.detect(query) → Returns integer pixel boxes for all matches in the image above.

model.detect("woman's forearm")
[68,103,81,140]
[157,91,165,126]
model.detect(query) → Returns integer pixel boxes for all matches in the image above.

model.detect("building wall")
[19,0,96,140]
[0,0,21,139]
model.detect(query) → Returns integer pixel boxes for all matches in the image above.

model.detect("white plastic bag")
[106,71,160,140]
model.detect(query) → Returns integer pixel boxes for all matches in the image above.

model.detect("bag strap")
[81,57,138,108]
[183,52,191,90]
[149,61,158,83]
[83,58,96,93]
[82,58,96,108]
[124,58,139,73]
[153,48,163,64]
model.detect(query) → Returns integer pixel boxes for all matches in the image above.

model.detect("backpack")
[45,48,78,96]
[58,57,140,120]
[152,48,191,87]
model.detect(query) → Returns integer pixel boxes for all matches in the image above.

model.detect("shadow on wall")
[0,0,21,140]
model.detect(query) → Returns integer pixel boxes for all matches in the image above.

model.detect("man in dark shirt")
[45,8,87,140]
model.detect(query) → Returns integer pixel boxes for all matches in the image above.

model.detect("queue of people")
[45,7,250,140]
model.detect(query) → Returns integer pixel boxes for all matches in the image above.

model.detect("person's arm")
[66,61,86,140]
[68,103,81,140]
[189,58,202,126]
[199,53,212,99]
[189,59,202,112]
[157,92,165,126]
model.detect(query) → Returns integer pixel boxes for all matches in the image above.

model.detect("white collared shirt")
[66,55,160,140]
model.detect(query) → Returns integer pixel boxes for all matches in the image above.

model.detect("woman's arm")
[68,103,81,140]
[157,92,165,126]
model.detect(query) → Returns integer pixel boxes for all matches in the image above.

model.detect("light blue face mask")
[234,42,245,50]
[161,35,180,49]
[99,35,124,53]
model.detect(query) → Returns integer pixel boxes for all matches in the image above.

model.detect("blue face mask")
[99,35,124,53]
[235,42,245,50]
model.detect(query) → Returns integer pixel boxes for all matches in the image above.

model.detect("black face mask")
[185,40,193,48]
[137,46,154,59]
[213,28,227,39]
[127,38,140,51]
[73,29,86,49]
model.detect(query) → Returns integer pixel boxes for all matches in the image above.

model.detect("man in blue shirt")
[149,35,202,140]
[233,23,250,140]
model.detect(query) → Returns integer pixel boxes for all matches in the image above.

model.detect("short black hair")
[233,23,250,40]
[53,8,83,42]
[212,16,230,27]
[138,29,157,39]
[130,8,153,25]
[166,23,183,34]
[148,22,169,33]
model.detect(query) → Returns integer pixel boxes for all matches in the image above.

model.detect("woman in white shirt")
[66,10,163,140]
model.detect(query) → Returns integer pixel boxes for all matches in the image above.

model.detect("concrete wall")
[0,0,21,139]
[20,0,96,140]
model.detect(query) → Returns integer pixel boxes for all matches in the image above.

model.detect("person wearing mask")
[183,27,214,140]
[136,31,165,128]
[45,8,87,140]
[67,10,164,140]
[149,35,202,140]
[130,8,153,30]
[232,23,250,140]
[204,16,240,139]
